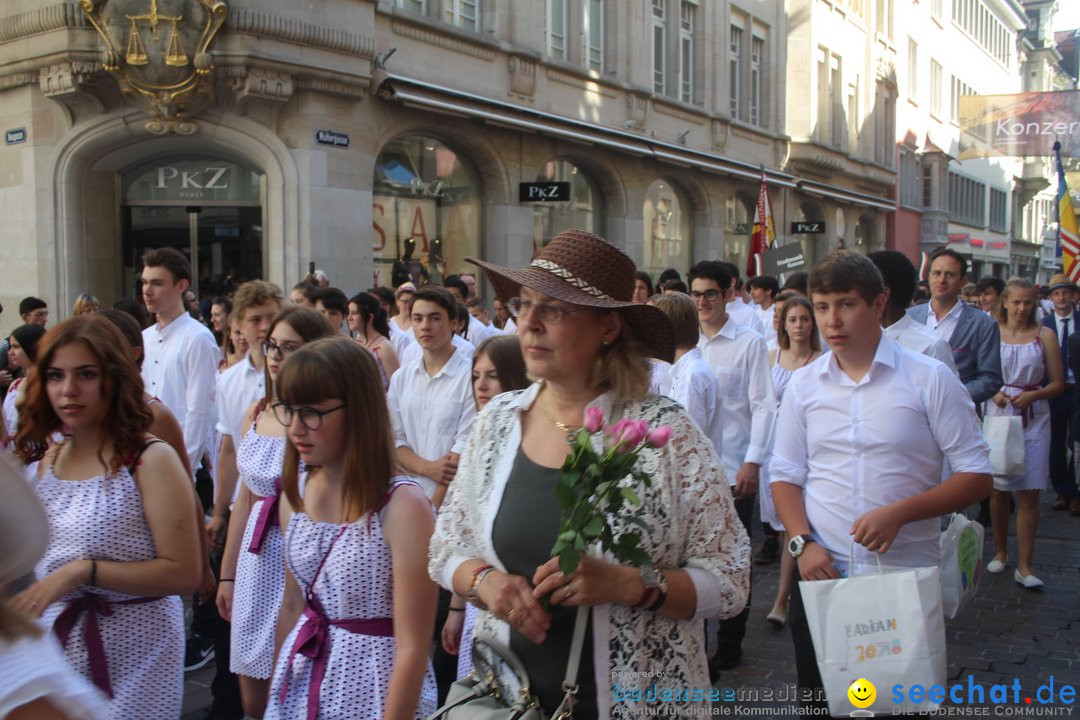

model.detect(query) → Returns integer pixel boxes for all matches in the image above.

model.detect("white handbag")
[939,513,984,619]
[981,414,1025,478]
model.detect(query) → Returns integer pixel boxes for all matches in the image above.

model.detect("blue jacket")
[907,301,1003,405]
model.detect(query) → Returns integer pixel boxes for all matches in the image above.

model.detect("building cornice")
[0,3,86,44]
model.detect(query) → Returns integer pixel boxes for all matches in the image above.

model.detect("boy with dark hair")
[688,260,775,675]
[312,287,349,334]
[289,281,316,307]
[772,249,991,711]
[717,262,765,336]
[386,283,477,702]
[444,274,497,345]
[976,276,1005,315]
[747,275,780,343]
[867,250,957,373]
[781,271,809,297]
[18,297,48,326]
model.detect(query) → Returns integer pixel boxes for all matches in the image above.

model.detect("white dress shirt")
[884,315,958,376]
[465,314,499,347]
[387,348,478,498]
[389,321,415,362]
[668,348,724,459]
[142,313,219,472]
[215,355,265,442]
[1052,311,1075,383]
[501,316,518,335]
[757,304,777,345]
[770,334,991,575]
[648,359,673,397]
[399,333,474,369]
[698,318,777,482]
[726,300,766,337]
[924,298,965,343]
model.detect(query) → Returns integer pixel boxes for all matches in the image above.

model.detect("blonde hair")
[996,277,1038,328]
[594,315,651,404]
[72,292,100,316]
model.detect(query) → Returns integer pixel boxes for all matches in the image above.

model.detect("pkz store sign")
[123,157,260,205]
[519,181,571,202]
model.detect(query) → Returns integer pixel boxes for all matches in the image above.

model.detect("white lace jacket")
[429,382,751,719]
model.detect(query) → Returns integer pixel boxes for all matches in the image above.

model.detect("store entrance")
[121,156,263,301]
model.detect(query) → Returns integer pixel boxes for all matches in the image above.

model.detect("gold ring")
[507,608,516,620]
[28,601,38,609]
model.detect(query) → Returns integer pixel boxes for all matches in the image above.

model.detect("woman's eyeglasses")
[261,340,299,361]
[507,298,591,324]
[271,402,346,431]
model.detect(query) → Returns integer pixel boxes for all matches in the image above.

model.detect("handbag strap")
[551,604,589,720]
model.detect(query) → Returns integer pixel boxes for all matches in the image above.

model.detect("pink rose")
[646,425,672,449]
[610,418,648,451]
[584,407,605,434]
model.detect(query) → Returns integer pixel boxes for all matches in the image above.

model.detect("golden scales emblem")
[81,0,227,134]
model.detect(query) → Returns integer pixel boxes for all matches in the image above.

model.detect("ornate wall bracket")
[39,62,106,123]
[80,0,227,134]
[507,54,537,98]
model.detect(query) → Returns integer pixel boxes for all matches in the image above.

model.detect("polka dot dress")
[34,456,184,720]
[231,420,288,679]
[265,479,437,720]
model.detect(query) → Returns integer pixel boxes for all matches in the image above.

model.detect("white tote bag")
[981,414,1025,478]
[939,513,985,619]
[800,555,947,716]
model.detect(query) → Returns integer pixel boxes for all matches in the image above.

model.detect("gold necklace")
[537,395,584,444]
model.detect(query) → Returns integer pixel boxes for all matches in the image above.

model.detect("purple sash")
[1004,383,1040,428]
[247,477,282,554]
[52,593,157,698]
[278,603,394,720]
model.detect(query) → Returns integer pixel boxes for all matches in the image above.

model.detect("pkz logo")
[155,166,230,191]
[519,181,570,202]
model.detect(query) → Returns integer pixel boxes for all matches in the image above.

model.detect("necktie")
[1062,317,1070,378]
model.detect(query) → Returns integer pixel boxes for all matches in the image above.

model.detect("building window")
[652,0,666,95]
[584,0,603,71]
[395,0,427,14]
[830,54,844,148]
[545,0,567,59]
[948,171,986,227]
[876,0,893,37]
[899,151,921,208]
[730,25,742,118]
[907,39,918,100]
[750,36,763,125]
[950,76,975,124]
[932,0,944,21]
[643,179,691,280]
[954,0,1010,65]
[930,59,943,117]
[847,78,859,153]
[373,135,482,288]
[725,193,754,274]
[989,188,1007,232]
[444,0,479,31]
[922,164,934,208]
[678,1,695,103]
[533,160,603,252]
[874,82,895,166]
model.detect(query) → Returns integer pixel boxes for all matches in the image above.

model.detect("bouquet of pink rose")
[550,407,672,575]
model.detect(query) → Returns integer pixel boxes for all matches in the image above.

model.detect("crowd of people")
[0,232,1074,720]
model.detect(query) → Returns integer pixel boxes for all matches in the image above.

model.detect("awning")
[375,72,896,209]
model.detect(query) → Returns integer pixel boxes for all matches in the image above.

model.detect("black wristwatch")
[788,534,816,558]
[639,565,668,611]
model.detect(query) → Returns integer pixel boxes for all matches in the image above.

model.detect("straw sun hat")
[467,230,675,363]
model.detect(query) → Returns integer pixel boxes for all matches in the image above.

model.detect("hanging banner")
[957,91,1080,159]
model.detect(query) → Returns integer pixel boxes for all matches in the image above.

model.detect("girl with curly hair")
[11,316,202,719]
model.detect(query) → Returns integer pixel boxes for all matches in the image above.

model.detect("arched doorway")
[643,179,691,280]
[372,135,482,288]
[532,159,604,253]
[725,192,754,275]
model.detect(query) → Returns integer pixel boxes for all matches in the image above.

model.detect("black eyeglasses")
[688,290,721,302]
[508,298,590,324]
[261,340,300,361]
[271,402,346,431]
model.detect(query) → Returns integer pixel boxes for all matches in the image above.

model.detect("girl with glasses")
[215,307,337,718]
[265,337,437,720]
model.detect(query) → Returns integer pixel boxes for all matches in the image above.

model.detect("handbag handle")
[551,605,589,720]
[846,541,885,576]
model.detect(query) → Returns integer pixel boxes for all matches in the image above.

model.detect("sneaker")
[184,636,215,672]
[755,536,779,565]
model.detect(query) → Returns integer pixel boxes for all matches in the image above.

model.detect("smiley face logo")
[848,678,876,708]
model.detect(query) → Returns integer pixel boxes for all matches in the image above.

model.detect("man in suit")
[907,248,1002,406]
[1043,273,1080,514]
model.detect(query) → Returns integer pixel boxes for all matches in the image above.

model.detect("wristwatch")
[637,565,669,611]
[788,534,816,558]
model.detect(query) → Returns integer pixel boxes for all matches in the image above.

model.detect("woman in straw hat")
[429,230,750,718]
[10,316,202,719]
[0,456,105,719]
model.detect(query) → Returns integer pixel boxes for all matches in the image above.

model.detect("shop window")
[373,136,482,289]
[532,159,604,254]
[725,193,753,276]
[644,179,691,280]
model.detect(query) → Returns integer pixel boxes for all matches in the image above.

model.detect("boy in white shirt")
[771,250,991,710]
[386,284,476,702]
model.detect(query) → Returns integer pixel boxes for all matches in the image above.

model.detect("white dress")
[0,632,105,719]
[759,357,795,532]
[983,338,1051,492]
[34,448,185,720]
[2,377,19,445]
[230,412,288,679]
[265,479,437,720]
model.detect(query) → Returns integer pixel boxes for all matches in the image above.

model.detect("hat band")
[530,259,614,301]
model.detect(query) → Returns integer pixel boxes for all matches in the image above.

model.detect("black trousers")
[787,564,832,715]
[1049,390,1079,499]
[716,494,754,655]
[192,508,243,717]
